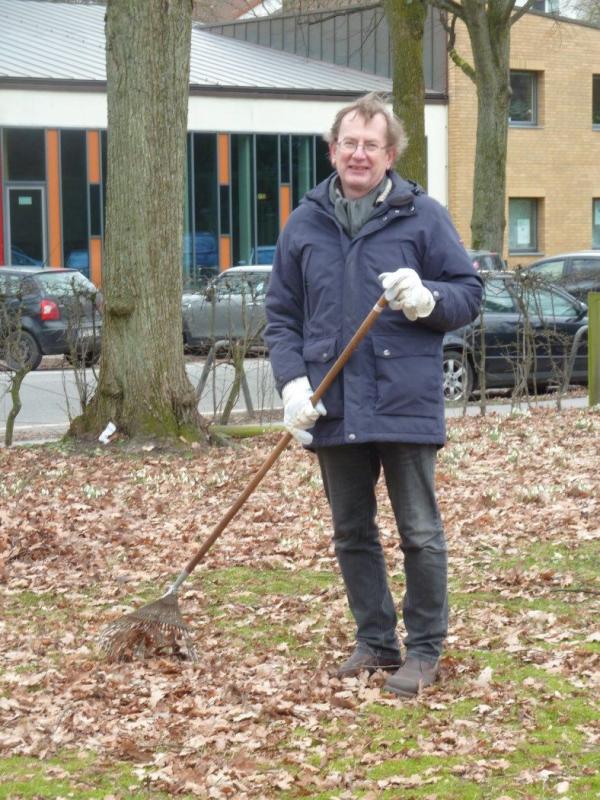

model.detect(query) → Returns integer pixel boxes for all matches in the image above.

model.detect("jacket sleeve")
[417,198,484,333]
[264,216,308,394]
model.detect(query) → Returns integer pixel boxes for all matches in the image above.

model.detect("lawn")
[0,407,598,799]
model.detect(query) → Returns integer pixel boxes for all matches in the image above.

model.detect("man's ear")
[328,142,337,167]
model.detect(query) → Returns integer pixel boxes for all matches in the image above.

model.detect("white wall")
[0,88,448,205]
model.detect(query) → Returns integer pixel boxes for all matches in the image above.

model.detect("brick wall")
[447,12,600,267]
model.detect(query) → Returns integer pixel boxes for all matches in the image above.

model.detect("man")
[265,93,483,697]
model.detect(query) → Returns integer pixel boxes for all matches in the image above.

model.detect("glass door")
[6,185,46,265]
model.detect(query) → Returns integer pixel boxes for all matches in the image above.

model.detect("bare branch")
[510,0,539,26]
[427,0,466,20]
[439,13,476,83]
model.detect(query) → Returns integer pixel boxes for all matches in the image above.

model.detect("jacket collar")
[304,170,423,215]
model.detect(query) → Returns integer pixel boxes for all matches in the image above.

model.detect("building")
[0,0,447,287]
[447,9,600,265]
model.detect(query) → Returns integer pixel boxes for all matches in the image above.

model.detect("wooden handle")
[183,292,389,577]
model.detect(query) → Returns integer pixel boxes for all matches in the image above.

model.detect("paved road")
[0,358,590,444]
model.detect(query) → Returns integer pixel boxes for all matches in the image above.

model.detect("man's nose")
[351,144,368,159]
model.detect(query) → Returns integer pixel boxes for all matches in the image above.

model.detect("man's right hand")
[282,376,326,445]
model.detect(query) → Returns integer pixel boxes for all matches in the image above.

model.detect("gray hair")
[326,92,408,155]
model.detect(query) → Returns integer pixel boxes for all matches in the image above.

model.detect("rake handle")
[181,292,389,579]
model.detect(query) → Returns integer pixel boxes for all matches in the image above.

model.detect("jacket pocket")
[303,336,343,419]
[372,334,442,417]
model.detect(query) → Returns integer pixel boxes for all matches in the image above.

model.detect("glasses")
[337,138,388,155]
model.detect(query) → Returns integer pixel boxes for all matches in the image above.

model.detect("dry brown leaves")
[0,406,598,798]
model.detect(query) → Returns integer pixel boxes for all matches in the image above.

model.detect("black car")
[517,251,600,303]
[443,272,588,401]
[0,266,102,370]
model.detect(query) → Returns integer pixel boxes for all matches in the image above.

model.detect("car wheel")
[443,349,473,403]
[4,330,42,371]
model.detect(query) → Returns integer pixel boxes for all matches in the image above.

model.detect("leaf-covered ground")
[1,407,599,800]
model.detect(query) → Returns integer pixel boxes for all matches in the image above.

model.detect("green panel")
[589,292,600,406]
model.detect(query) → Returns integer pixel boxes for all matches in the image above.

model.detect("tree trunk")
[73,0,204,441]
[385,0,428,188]
[462,0,511,253]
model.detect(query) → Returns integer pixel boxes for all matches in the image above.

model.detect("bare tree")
[385,0,428,187]
[426,0,537,253]
[73,0,205,442]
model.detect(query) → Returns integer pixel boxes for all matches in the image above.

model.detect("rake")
[100,292,389,661]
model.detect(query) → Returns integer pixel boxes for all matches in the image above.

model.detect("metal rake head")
[100,591,197,662]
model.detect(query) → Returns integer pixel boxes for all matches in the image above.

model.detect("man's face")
[329,111,396,200]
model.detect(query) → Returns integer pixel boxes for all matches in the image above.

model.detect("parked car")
[0,266,102,370]
[466,249,507,272]
[10,245,43,266]
[443,272,588,401]
[182,265,271,352]
[517,251,600,303]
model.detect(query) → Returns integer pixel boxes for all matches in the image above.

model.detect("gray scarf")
[329,174,392,238]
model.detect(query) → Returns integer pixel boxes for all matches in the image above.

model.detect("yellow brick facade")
[447,12,600,267]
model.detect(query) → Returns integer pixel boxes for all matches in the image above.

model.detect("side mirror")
[204,285,215,302]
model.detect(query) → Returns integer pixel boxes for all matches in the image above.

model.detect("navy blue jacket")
[265,172,483,447]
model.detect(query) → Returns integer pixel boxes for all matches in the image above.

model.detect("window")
[529,260,565,281]
[509,198,538,253]
[594,199,600,248]
[510,71,538,126]
[593,76,600,127]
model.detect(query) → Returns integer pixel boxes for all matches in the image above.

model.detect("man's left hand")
[379,268,435,321]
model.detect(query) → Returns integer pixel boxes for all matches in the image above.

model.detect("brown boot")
[385,657,439,697]
[336,644,401,678]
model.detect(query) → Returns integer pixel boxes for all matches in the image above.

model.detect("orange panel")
[219,236,231,270]
[279,184,291,230]
[87,130,101,184]
[218,133,229,185]
[90,238,103,287]
[45,130,62,267]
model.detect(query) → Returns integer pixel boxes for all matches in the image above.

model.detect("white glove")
[282,376,326,445]
[379,268,435,321]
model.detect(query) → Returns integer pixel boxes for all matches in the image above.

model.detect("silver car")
[182,265,271,352]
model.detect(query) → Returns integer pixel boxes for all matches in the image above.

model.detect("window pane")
[192,133,219,279]
[530,260,565,280]
[256,135,279,259]
[510,72,536,124]
[509,198,537,252]
[315,136,333,184]
[60,130,88,275]
[593,76,600,126]
[594,199,600,248]
[231,134,255,266]
[292,135,314,207]
[524,287,578,318]
[4,129,46,181]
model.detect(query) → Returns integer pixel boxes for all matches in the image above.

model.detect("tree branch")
[427,0,466,21]
[440,13,476,83]
[510,0,539,26]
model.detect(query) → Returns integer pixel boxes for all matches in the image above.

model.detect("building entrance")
[6,185,46,265]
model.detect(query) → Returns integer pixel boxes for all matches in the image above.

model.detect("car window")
[483,279,516,313]
[215,273,269,299]
[529,260,565,280]
[35,271,97,297]
[523,287,580,318]
[0,274,30,297]
[569,258,600,277]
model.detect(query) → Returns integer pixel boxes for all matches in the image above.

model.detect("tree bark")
[385,0,428,189]
[461,0,511,253]
[73,0,204,441]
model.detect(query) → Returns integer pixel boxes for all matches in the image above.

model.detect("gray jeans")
[316,442,447,663]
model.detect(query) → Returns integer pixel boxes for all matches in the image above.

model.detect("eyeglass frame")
[336,138,391,155]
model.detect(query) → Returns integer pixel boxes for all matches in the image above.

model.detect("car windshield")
[35,271,97,297]
[483,278,516,312]
[215,273,268,298]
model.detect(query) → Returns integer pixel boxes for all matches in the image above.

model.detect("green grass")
[0,754,178,800]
